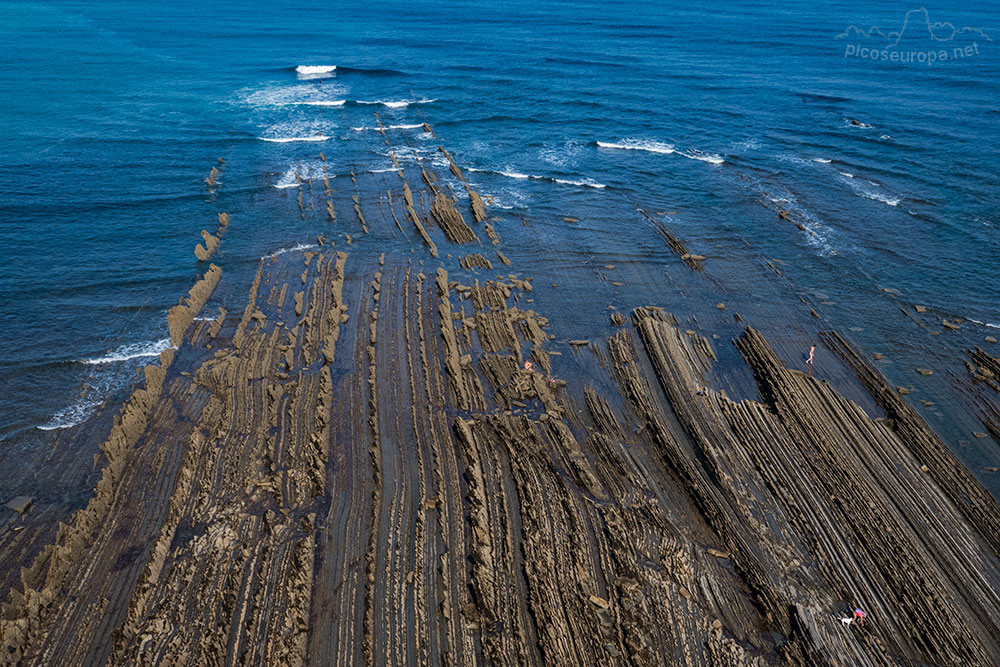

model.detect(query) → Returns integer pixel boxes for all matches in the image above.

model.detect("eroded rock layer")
[3,136,999,667]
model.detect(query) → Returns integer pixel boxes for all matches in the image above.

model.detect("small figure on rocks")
[806,344,816,373]
[852,608,866,627]
[523,361,533,372]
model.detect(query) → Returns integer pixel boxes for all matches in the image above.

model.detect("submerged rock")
[4,496,32,514]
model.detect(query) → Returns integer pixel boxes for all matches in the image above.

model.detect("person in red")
[853,608,866,627]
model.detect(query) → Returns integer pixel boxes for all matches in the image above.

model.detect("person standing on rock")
[806,344,816,373]
[852,607,866,627]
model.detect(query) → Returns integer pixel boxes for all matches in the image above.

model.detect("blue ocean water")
[1,1,998,458]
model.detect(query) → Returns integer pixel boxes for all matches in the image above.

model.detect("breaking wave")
[839,173,901,206]
[265,243,320,258]
[350,123,424,132]
[295,65,337,74]
[80,338,172,365]
[597,139,676,155]
[466,166,605,189]
[259,134,330,143]
[355,98,436,109]
[598,139,723,164]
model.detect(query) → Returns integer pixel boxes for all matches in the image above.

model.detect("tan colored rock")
[588,595,610,609]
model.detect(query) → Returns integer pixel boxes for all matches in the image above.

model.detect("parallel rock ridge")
[2,140,999,667]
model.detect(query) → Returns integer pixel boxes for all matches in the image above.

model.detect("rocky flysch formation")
[2,127,999,666]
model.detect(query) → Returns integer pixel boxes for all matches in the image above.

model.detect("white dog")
[840,617,854,626]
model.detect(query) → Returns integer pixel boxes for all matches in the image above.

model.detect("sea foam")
[265,243,320,258]
[597,139,676,155]
[598,139,723,164]
[274,161,330,189]
[356,98,436,109]
[81,338,173,365]
[259,134,330,143]
[40,336,173,431]
[839,173,900,206]
[296,65,337,74]
[467,166,605,189]
[351,123,424,132]
[38,397,101,431]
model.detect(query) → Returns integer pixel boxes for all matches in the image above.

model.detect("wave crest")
[81,338,173,365]
[295,65,337,74]
[355,98,436,109]
[598,139,723,164]
[259,134,329,143]
[597,139,675,155]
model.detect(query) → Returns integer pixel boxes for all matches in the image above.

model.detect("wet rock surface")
[2,130,999,667]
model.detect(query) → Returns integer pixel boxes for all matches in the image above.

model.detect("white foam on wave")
[865,191,900,206]
[296,65,337,74]
[259,134,330,143]
[274,160,330,189]
[845,118,874,129]
[265,243,319,259]
[599,139,723,164]
[679,150,724,165]
[351,123,424,132]
[731,138,761,152]
[242,83,349,108]
[356,98,436,109]
[482,187,529,211]
[465,167,529,180]
[377,145,450,169]
[968,318,1000,329]
[38,396,101,431]
[597,139,676,155]
[538,142,584,168]
[40,336,173,431]
[813,158,832,163]
[839,173,900,206]
[553,177,607,189]
[755,180,851,258]
[466,166,604,189]
[81,338,173,365]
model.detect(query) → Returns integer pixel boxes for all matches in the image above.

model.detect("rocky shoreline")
[1,126,999,666]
